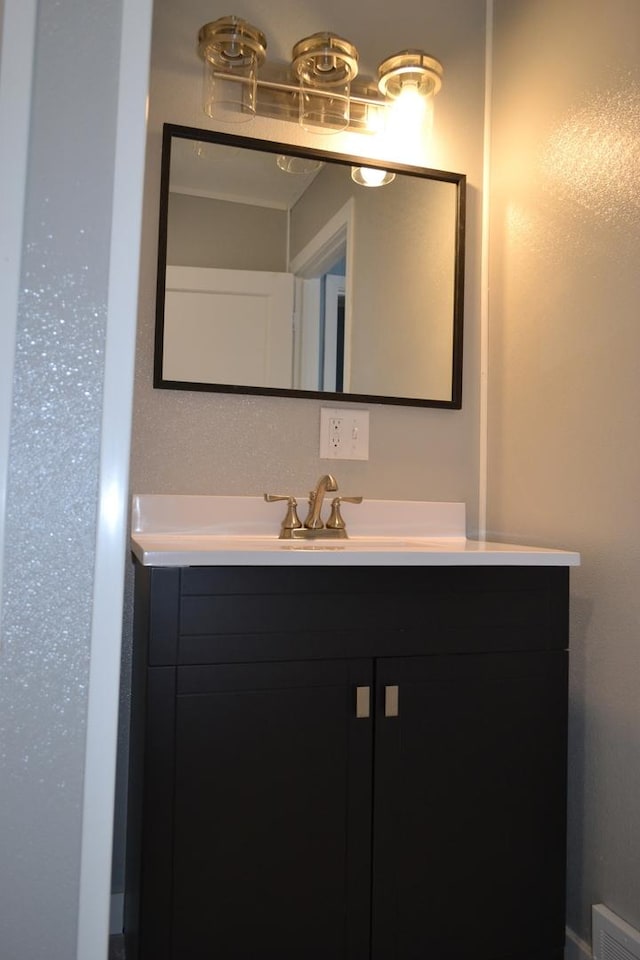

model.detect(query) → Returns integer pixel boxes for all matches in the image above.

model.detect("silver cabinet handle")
[355,686,370,719]
[384,685,399,718]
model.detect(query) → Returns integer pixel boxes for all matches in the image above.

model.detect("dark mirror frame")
[154,123,466,409]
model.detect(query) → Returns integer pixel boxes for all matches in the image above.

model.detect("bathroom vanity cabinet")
[125,563,569,960]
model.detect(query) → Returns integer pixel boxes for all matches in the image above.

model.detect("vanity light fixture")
[197,17,443,135]
[351,166,396,187]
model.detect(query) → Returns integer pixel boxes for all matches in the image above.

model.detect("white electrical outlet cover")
[320,408,369,460]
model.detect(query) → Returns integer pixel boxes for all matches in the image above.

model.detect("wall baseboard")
[566,925,592,960]
[110,892,124,936]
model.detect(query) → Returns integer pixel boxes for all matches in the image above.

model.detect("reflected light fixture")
[197,18,443,136]
[276,154,323,174]
[351,166,396,187]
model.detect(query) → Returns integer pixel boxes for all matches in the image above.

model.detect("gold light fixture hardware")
[196,19,443,135]
[198,16,267,70]
[377,50,443,100]
[291,32,359,88]
[351,166,396,187]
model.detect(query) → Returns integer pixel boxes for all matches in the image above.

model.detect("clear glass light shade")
[377,50,441,144]
[292,32,358,134]
[198,17,266,122]
[201,61,258,121]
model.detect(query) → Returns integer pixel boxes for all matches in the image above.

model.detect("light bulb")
[351,167,396,187]
[383,84,434,157]
[359,167,388,187]
[391,82,427,125]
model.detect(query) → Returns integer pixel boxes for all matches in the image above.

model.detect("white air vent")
[593,904,640,960]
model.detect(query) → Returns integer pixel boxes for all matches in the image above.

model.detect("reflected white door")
[163,266,294,388]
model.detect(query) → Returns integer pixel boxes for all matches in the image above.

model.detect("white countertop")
[131,495,580,567]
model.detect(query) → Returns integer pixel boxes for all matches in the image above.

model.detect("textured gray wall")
[131,0,486,506]
[0,0,121,957]
[489,0,640,947]
[111,0,488,903]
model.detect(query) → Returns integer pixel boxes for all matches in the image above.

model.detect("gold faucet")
[265,475,362,539]
[326,495,363,532]
[303,474,338,529]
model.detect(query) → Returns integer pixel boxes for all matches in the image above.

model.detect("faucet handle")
[264,494,302,533]
[326,495,363,532]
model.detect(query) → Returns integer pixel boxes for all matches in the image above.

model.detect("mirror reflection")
[155,124,466,407]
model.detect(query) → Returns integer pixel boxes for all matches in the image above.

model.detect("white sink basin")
[131,495,580,567]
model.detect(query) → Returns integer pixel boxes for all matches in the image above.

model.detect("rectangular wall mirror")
[154,123,466,408]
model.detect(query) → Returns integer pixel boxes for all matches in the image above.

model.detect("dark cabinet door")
[371,652,568,960]
[171,658,373,960]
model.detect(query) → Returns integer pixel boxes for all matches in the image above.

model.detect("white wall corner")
[75,0,153,957]
[566,925,593,960]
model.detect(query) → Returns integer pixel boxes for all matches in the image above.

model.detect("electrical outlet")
[319,408,369,460]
